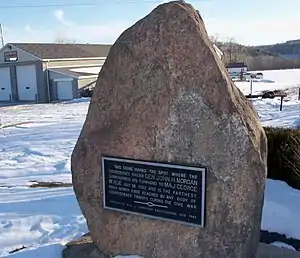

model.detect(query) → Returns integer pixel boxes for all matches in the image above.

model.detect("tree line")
[211,35,300,71]
[52,35,300,71]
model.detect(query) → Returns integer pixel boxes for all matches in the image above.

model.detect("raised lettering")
[123,165,133,171]
[176,178,197,185]
[103,157,205,226]
[164,182,175,188]
[145,174,155,180]
[166,195,173,200]
[134,167,147,173]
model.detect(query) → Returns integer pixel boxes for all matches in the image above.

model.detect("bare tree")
[209,33,220,45]
[54,36,77,44]
[224,37,236,62]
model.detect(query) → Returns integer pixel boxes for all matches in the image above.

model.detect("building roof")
[226,62,247,68]
[49,66,101,78]
[9,43,111,60]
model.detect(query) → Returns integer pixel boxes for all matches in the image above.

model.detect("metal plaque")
[102,156,206,227]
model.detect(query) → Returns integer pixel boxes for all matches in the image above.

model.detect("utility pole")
[0,24,4,48]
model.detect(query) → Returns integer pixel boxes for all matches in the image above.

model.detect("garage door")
[57,80,74,100]
[16,65,37,101]
[0,67,12,101]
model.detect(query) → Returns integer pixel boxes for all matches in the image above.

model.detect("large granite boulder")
[71,1,267,257]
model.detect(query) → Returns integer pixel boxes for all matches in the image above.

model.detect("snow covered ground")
[0,69,300,257]
[235,69,300,128]
[0,101,90,257]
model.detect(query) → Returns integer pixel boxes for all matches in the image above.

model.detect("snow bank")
[0,187,88,257]
[271,241,297,251]
[262,179,300,240]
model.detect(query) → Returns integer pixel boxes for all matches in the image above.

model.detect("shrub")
[264,127,300,189]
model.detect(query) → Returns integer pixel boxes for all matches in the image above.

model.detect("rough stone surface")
[62,235,300,258]
[71,1,268,257]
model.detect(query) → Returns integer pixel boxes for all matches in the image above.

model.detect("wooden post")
[250,79,253,96]
[298,88,300,100]
[280,96,284,111]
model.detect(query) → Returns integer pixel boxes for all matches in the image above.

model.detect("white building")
[226,62,247,74]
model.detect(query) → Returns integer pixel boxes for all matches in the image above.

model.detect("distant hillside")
[215,39,300,71]
[256,39,300,59]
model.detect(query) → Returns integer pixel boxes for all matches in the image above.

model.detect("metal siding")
[73,80,79,98]
[46,59,105,68]
[56,80,74,100]
[0,61,46,103]
[9,65,18,102]
[0,45,39,63]
[16,65,38,101]
[227,67,248,73]
[49,70,76,101]
[35,61,48,102]
[49,79,57,101]
[49,70,71,80]
[0,67,12,101]
[49,71,68,101]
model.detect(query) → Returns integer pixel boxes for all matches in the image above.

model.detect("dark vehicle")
[80,88,93,97]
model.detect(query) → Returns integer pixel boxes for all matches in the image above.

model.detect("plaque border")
[101,155,206,228]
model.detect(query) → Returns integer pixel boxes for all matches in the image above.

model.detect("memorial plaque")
[102,156,206,227]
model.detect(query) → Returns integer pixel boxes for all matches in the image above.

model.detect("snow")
[235,68,300,95]
[0,101,89,257]
[291,116,300,129]
[235,69,300,128]
[70,66,101,75]
[0,68,300,257]
[271,241,297,251]
[6,244,63,258]
[262,179,300,240]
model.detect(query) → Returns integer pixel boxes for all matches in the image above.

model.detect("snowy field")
[0,69,300,257]
[235,69,300,128]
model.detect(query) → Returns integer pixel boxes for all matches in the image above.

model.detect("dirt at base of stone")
[62,235,300,258]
